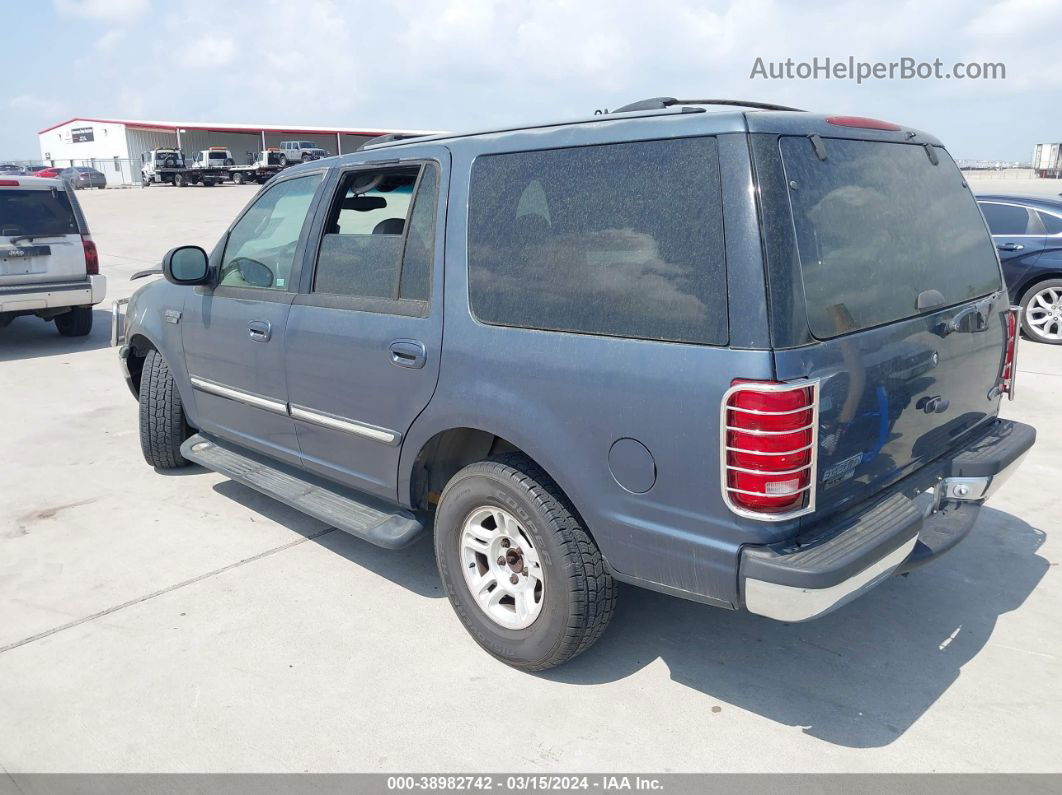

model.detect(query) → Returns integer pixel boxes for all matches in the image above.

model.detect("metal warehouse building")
[37,117,434,185]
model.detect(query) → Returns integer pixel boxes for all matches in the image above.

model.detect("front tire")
[54,306,92,336]
[434,454,616,671]
[1020,278,1062,344]
[138,349,191,468]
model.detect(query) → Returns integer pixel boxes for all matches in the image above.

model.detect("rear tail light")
[82,234,99,275]
[0,179,19,186]
[722,379,819,520]
[1001,306,1020,400]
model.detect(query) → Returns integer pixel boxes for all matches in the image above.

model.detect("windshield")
[0,189,78,237]
[780,137,1002,339]
[208,152,227,160]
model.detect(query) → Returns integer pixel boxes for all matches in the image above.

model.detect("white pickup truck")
[0,175,106,336]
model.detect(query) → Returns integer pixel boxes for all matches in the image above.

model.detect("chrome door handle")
[389,339,427,369]
[996,243,1024,252]
[248,320,271,342]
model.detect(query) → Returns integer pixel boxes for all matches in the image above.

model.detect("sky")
[3,0,1060,161]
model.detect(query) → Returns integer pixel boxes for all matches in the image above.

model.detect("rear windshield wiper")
[8,233,64,244]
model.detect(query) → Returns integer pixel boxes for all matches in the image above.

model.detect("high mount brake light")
[1001,307,1020,399]
[722,379,819,520]
[825,116,902,131]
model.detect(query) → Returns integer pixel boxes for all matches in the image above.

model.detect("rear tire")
[138,349,191,469]
[54,306,92,337]
[278,154,287,166]
[174,173,186,187]
[434,454,616,671]
[1020,278,1062,345]
[232,171,245,185]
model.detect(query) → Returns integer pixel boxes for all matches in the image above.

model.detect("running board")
[180,433,424,549]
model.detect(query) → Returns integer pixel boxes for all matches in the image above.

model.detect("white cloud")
[53,0,149,20]
[9,94,65,117]
[173,35,236,68]
[94,29,125,52]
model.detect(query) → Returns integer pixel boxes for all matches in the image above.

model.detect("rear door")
[763,135,1008,516]
[283,149,448,500]
[0,182,85,286]
[978,200,1047,276]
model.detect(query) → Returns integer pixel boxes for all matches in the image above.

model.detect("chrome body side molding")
[188,375,401,445]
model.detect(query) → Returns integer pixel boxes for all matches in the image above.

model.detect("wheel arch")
[125,331,157,395]
[401,422,600,550]
[1017,271,1062,304]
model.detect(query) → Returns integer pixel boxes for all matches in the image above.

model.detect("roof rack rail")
[612,97,805,113]
[357,133,427,150]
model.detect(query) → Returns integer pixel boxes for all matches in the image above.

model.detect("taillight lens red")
[723,380,817,515]
[1001,307,1019,398]
[0,179,19,186]
[82,235,99,275]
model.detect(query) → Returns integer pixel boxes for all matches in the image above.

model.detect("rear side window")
[313,163,438,302]
[980,202,1043,236]
[780,138,1002,339]
[467,137,727,345]
[0,189,78,237]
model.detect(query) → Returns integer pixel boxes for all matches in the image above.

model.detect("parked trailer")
[140,148,225,187]
[1032,143,1062,178]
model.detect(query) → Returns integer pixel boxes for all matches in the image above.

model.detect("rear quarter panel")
[400,118,784,608]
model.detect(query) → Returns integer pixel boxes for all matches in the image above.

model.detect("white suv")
[278,140,329,164]
[0,175,106,336]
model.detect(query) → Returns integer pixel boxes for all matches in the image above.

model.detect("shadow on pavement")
[544,506,1048,748]
[0,309,111,362]
[211,478,443,599]
[191,469,1048,748]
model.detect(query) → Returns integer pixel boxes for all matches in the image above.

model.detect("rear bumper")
[0,275,106,313]
[739,418,1035,622]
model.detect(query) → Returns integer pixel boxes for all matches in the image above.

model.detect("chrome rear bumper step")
[180,433,424,549]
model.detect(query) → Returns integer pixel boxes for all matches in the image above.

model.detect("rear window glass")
[0,189,78,237]
[780,137,1002,339]
[467,137,727,345]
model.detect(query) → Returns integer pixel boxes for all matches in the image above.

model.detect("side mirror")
[233,257,274,288]
[162,245,211,285]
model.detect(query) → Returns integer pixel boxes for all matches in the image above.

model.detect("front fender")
[123,279,196,425]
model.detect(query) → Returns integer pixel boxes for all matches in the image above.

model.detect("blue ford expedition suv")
[113,99,1035,670]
